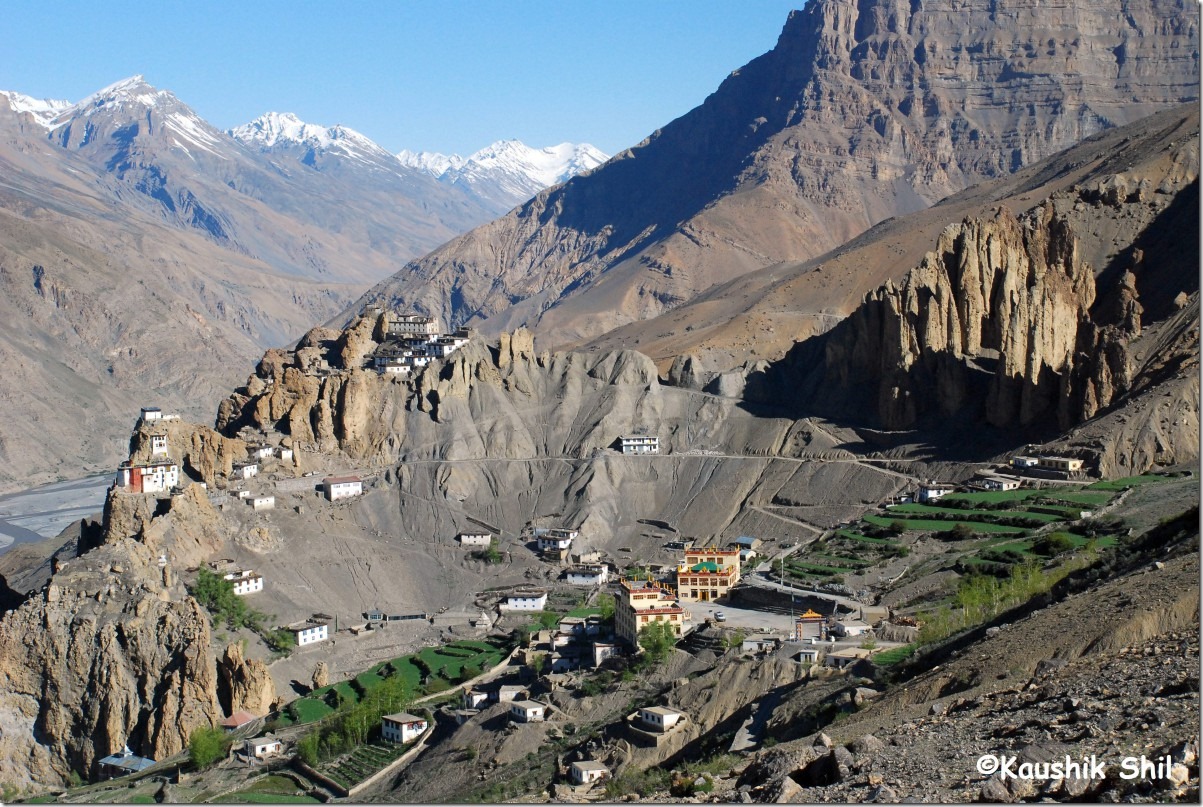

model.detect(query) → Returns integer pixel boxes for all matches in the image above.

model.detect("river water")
[0,473,112,554]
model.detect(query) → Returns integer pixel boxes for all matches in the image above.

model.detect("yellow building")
[615,579,687,649]
[675,548,741,602]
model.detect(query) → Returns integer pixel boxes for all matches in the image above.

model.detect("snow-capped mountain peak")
[73,75,172,114]
[230,112,395,165]
[398,139,608,205]
[0,91,72,127]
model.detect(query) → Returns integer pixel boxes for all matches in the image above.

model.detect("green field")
[863,514,1023,534]
[835,530,899,546]
[1085,475,1164,490]
[889,503,1063,523]
[872,643,918,666]
[279,638,508,727]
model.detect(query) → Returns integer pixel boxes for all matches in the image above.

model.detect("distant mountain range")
[0,76,603,491]
[398,140,608,212]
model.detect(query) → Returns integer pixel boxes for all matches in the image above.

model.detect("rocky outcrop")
[358,0,1199,348]
[0,538,221,788]
[129,419,248,489]
[815,205,1102,430]
[218,329,664,467]
[217,643,276,718]
[311,661,331,691]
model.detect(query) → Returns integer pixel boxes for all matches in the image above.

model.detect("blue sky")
[2,1,803,156]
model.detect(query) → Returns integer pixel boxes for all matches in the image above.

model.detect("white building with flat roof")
[324,476,363,501]
[509,700,546,723]
[224,570,264,596]
[570,760,609,785]
[621,435,660,455]
[116,461,179,494]
[638,706,685,732]
[381,712,428,744]
[458,533,492,548]
[501,590,548,611]
[288,619,329,647]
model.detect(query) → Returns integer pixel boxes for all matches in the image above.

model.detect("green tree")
[188,726,230,769]
[638,620,677,664]
[459,663,482,683]
[296,731,320,766]
[1032,533,1074,556]
[597,593,616,622]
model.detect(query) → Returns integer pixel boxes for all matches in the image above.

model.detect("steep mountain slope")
[729,105,1200,475]
[398,139,609,212]
[361,0,1199,346]
[587,104,1201,370]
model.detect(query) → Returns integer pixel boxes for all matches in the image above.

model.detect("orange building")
[615,579,688,649]
[675,548,741,602]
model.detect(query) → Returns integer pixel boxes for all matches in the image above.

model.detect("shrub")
[188,726,230,769]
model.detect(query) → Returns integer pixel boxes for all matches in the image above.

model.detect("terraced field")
[779,474,1179,586]
[278,637,509,726]
[319,742,411,791]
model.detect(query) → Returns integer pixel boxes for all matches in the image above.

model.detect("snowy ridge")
[0,91,72,127]
[229,112,396,165]
[399,139,608,200]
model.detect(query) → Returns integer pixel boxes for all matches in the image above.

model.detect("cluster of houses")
[369,312,471,375]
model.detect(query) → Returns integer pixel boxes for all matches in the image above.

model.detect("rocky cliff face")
[217,643,276,718]
[818,205,1102,430]
[0,535,221,787]
[738,109,1199,473]
[361,0,1199,348]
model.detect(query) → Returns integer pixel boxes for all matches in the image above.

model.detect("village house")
[116,460,180,494]
[1035,455,1085,473]
[223,570,264,596]
[149,433,169,457]
[221,711,258,731]
[675,548,741,603]
[1010,456,1041,469]
[97,746,156,779]
[796,646,825,666]
[831,618,873,638]
[233,462,258,480]
[637,706,685,732]
[592,641,620,667]
[509,700,547,723]
[570,760,610,786]
[501,589,548,611]
[980,477,1022,491]
[917,482,956,502]
[742,636,781,654]
[252,445,274,460]
[537,528,577,552]
[620,434,660,455]
[458,532,493,548]
[565,564,609,586]
[495,685,528,703]
[278,447,294,461]
[324,475,363,501]
[615,579,687,648]
[288,618,329,647]
[141,406,163,422]
[550,653,579,673]
[250,495,275,512]
[245,736,283,759]
[381,712,428,744]
[574,549,603,564]
[462,689,489,709]
[825,646,877,669]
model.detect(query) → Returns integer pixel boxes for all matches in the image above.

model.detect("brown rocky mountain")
[360,0,1199,347]
[0,78,505,493]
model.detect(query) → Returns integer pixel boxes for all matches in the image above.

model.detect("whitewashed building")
[141,406,163,422]
[234,463,259,480]
[245,737,282,759]
[116,461,180,494]
[537,529,577,552]
[509,700,546,723]
[638,706,684,733]
[224,570,264,596]
[324,476,363,501]
[570,760,609,785]
[565,565,609,586]
[289,619,329,647]
[250,496,275,512]
[150,434,169,457]
[620,435,660,455]
[381,712,427,744]
[501,590,548,611]
[458,532,492,548]
[278,447,294,462]
[387,314,439,337]
[917,483,955,502]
